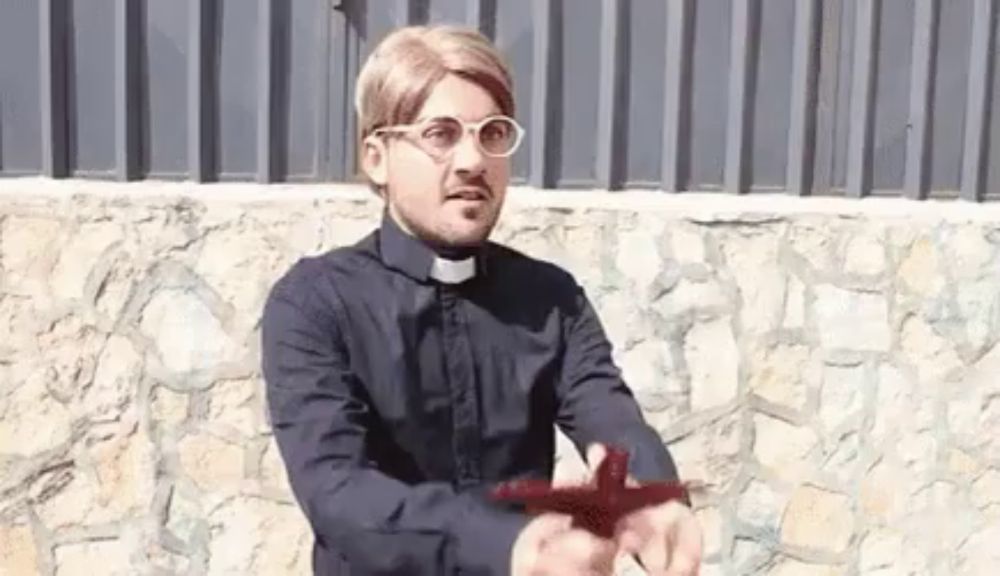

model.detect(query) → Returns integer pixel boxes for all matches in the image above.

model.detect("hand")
[586,444,703,576]
[510,512,617,576]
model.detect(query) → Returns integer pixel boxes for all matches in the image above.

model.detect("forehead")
[416,74,502,122]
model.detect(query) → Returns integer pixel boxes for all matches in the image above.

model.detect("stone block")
[736,480,785,533]
[819,364,865,433]
[814,286,890,352]
[54,539,130,576]
[86,335,141,423]
[0,369,73,458]
[722,232,786,334]
[140,288,233,374]
[842,229,887,276]
[177,431,245,494]
[207,497,311,576]
[207,378,261,438]
[668,411,742,493]
[753,414,818,483]
[898,236,943,296]
[50,222,120,302]
[768,559,846,576]
[780,485,853,554]
[686,318,739,411]
[0,521,39,575]
[748,343,816,412]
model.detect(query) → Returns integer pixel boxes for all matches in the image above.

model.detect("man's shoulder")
[269,232,378,303]
[487,241,580,290]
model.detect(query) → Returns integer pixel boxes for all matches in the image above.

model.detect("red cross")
[490,446,694,538]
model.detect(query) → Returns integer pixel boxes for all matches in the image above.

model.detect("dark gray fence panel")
[989,9,1000,199]
[0,1,41,175]
[872,0,913,194]
[217,0,259,180]
[689,0,732,190]
[752,0,796,190]
[146,0,189,179]
[70,0,116,176]
[930,0,974,194]
[1,0,997,199]
[285,0,324,181]
[624,0,667,189]
[557,0,601,188]
[494,0,534,185]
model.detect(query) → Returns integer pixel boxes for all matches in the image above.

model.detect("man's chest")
[339,284,566,428]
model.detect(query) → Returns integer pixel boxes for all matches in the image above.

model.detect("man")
[262,25,702,575]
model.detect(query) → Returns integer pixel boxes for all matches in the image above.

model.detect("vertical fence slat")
[188,0,216,181]
[466,0,495,39]
[529,0,557,189]
[257,0,276,183]
[661,0,693,192]
[725,0,759,194]
[846,0,879,197]
[40,0,69,178]
[596,0,627,190]
[115,0,141,181]
[904,0,938,200]
[812,0,843,194]
[787,0,820,196]
[466,0,482,28]
[960,0,996,201]
[314,0,332,181]
[398,0,428,26]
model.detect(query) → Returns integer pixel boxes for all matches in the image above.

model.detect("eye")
[480,119,512,142]
[421,120,461,146]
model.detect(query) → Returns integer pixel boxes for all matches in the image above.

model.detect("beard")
[390,197,501,249]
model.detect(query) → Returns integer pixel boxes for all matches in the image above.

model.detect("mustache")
[446,177,492,198]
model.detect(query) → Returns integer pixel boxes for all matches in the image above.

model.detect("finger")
[541,529,616,575]
[512,514,574,575]
[665,513,703,576]
[529,513,574,540]
[617,503,689,573]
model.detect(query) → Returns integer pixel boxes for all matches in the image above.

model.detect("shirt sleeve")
[260,273,529,575]
[554,281,684,487]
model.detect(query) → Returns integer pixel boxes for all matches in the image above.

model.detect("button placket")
[439,285,482,488]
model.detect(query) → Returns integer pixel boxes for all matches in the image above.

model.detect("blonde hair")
[354,25,515,140]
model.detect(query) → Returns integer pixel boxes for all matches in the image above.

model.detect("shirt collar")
[378,212,486,284]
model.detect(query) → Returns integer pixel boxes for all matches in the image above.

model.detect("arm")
[554,283,681,484]
[261,277,528,575]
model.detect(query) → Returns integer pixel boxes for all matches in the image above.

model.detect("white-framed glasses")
[372,114,525,160]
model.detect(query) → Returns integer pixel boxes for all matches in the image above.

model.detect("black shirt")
[261,213,681,575]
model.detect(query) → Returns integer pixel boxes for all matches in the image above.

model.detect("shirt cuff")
[452,497,530,575]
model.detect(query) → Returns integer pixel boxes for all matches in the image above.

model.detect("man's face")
[363,74,512,248]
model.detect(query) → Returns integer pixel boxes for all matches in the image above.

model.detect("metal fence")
[0,0,997,199]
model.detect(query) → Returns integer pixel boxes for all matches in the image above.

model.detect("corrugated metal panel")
[0,0,997,199]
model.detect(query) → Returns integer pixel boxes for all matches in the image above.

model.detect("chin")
[440,222,493,247]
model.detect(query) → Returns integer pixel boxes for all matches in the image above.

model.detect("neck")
[432,243,478,261]
[385,209,481,261]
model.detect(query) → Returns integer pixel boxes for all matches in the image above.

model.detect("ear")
[360,135,389,188]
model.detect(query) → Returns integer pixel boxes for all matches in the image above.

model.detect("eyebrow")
[412,112,503,124]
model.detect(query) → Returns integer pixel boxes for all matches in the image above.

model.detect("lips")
[446,187,490,201]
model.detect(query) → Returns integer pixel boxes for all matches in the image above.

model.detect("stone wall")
[1,179,998,575]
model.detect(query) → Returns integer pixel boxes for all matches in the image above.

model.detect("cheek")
[486,160,511,189]
[388,154,445,200]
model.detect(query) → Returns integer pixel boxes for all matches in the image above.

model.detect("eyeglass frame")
[370,114,526,160]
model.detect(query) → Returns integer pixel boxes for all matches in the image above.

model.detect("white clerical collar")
[429,256,476,284]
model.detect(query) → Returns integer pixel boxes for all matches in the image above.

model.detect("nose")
[451,130,487,176]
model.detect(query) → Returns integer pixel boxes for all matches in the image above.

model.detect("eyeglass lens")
[419,117,518,156]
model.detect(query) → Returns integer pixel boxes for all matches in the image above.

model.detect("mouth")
[446,187,490,202]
